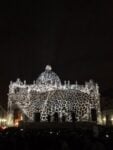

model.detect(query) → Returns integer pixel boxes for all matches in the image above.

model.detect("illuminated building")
[8,65,101,123]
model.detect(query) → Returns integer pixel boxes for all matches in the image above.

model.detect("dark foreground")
[0,122,113,150]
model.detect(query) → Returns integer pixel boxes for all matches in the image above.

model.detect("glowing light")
[20,115,23,121]
[6,113,14,126]
[0,118,7,129]
[105,134,109,138]
[111,116,113,121]
[0,118,6,122]
[103,117,106,121]
[20,128,24,131]
[14,119,19,127]
[1,126,7,130]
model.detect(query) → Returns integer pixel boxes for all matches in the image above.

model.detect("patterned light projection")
[8,65,101,122]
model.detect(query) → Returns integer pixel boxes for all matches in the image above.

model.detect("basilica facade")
[8,65,101,123]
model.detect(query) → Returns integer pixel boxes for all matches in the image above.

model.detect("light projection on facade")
[8,65,101,122]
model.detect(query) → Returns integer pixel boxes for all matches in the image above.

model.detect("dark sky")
[0,1,112,108]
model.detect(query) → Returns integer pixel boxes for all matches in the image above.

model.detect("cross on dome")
[36,65,61,85]
[45,65,52,71]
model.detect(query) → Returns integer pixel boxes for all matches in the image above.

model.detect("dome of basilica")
[36,65,61,86]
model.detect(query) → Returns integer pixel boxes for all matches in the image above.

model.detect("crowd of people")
[0,123,113,150]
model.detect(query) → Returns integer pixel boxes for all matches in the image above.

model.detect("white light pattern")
[8,65,101,122]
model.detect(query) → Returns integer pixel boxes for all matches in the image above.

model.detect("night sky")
[0,1,112,108]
